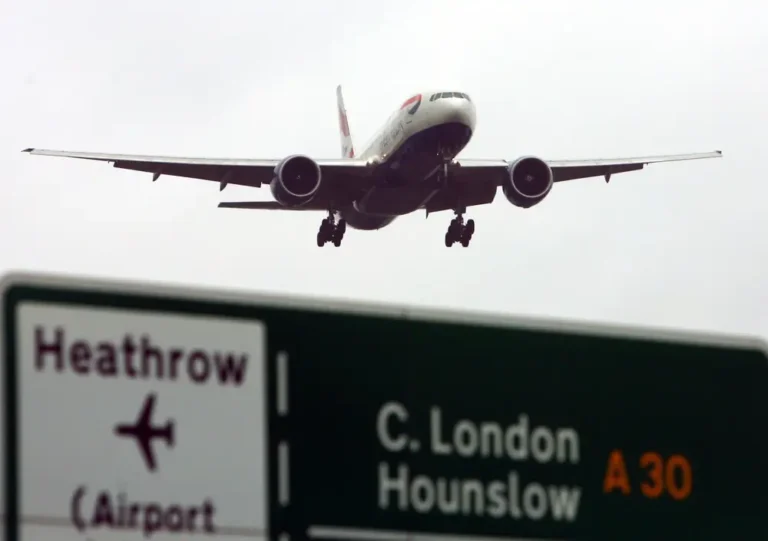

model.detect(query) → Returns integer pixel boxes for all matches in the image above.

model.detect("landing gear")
[317,213,346,247]
[434,161,449,188]
[444,213,474,247]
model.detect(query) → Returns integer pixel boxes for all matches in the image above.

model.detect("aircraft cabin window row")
[429,92,471,102]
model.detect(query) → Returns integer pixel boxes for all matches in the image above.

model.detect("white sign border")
[2,271,767,352]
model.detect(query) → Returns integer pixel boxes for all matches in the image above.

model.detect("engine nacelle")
[502,156,554,208]
[270,155,322,207]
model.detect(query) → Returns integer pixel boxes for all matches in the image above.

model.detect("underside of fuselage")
[383,122,474,185]
[341,121,473,230]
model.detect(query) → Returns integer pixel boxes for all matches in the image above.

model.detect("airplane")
[22,86,722,248]
[114,392,175,472]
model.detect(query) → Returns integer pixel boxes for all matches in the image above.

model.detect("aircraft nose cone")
[443,100,476,130]
[463,103,477,130]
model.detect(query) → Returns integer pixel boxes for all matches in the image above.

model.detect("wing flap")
[552,162,643,182]
[218,201,325,211]
[548,150,723,182]
[115,160,273,187]
[424,176,498,213]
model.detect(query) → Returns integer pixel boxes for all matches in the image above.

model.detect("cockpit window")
[429,92,471,102]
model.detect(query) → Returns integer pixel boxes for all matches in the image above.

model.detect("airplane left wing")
[425,150,723,213]
[21,148,374,203]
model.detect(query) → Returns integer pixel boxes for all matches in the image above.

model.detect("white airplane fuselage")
[338,91,477,230]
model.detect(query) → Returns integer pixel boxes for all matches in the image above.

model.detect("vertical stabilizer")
[336,85,355,158]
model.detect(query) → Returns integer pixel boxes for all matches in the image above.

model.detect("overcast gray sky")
[2,0,767,340]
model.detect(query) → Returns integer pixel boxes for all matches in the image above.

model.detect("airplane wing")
[24,147,722,215]
[135,436,156,472]
[424,150,723,213]
[21,148,375,207]
[137,393,156,426]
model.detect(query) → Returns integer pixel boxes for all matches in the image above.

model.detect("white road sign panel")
[16,301,267,540]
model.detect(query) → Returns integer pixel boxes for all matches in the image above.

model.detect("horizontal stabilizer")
[218,201,320,211]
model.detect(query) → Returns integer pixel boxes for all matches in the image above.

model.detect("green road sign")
[3,271,768,541]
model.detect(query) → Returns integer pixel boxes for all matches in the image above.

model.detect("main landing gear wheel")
[444,215,474,247]
[317,214,346,247]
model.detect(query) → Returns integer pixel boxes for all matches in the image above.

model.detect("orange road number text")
[603,450,692,501]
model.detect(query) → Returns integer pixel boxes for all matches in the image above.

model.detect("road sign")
[3,271,768,541]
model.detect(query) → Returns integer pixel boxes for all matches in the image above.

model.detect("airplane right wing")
[22,148,375,208]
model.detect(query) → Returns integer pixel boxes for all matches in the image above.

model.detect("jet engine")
[270,155,322,206]
[502,156,554,208]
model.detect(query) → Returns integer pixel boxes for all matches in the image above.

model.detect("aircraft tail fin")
[336,85,355,159]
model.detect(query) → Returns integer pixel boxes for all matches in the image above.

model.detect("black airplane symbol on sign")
[114,393,175,472]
